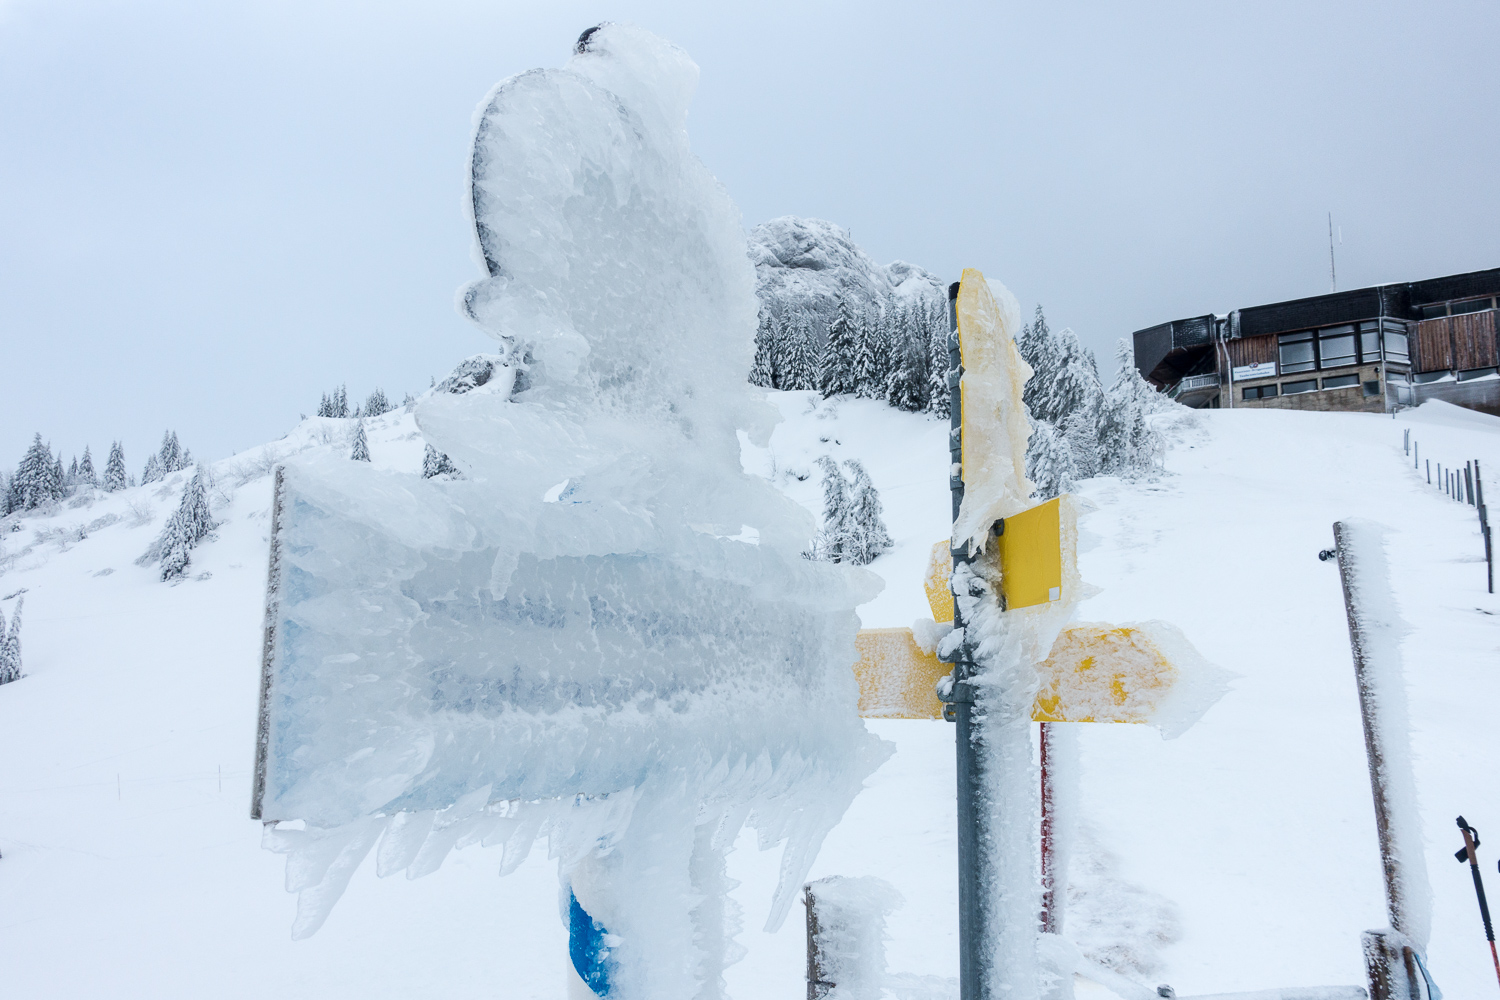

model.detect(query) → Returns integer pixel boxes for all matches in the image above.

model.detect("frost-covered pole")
[945,279,989,1000]
[1332,520,1434,999]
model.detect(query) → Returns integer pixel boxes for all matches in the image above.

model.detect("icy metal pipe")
[944,280,988,1000]
[1332,521,1434,999]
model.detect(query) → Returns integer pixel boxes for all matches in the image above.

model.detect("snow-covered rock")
[749,216,946,338]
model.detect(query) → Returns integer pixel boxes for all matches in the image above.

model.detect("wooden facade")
[1413,318,1452,373]
[1413,311,1498,373]
[1226,335,1275,367]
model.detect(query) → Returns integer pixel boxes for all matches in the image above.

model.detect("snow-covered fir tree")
[843,460,893,565]
[853,310,887,399]
[141,452,164,485]
[925,300,951,420]
[317,385,351,418]
[750,318,777,388]
[1062,389,1103,480]
[783,317,817,391]
[350,421,371,462]
[820,299,860,397]
[158,431,182,474]
[1017,305,1058,422]
[5,434,64,513]
[0,597,22,685]
[886,340,928,413]
[77,446,97,487]
[1098,339,1164,479]
[363,388,391,417]
[104,441,128,492]
[422,444,460,479]
[154,467,218,582]
[806,455,852,563]
[1026,418,1077,500]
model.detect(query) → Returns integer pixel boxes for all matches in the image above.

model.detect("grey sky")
[4,1,1497,467]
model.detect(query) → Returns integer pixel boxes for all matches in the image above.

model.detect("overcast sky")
[4,0,1498,467]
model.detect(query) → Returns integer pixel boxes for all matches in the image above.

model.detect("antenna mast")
[1328,212,1337,292]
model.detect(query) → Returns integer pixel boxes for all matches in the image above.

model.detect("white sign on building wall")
[1233,362,1277,380]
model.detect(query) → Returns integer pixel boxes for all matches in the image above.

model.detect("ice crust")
[254,24,890,987]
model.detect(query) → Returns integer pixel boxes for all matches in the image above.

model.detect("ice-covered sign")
[251,25,888,994]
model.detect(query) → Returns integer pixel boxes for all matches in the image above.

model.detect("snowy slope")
[3,396,1499,998]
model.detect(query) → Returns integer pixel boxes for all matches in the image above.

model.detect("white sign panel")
[1233,362,1277,380]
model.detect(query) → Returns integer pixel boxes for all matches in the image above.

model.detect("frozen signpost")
[250,24,888,1000]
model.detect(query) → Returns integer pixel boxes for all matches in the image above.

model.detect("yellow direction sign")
[852,628,947,720]
[851,619,1225,729]
[997,497,1063,611]
[923,540,955,624]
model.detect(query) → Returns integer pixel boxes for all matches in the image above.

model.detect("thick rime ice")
[808,876,903,1000]
[951,273,1085,1000]
[253,23,890,989]
[1335,519,1432,950]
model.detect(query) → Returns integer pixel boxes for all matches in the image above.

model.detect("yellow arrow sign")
[852,620,1224,729]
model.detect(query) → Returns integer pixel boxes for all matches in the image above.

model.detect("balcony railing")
[1168,373,1221,398]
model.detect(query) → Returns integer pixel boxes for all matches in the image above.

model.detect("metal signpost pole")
[945,280,990,1000]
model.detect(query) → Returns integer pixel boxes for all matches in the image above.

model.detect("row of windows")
[1278,322,1409,373]
[1243,376,1380,400]
[1420,297,1495,320]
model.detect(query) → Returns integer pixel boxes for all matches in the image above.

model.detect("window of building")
[1451,298,1494,316]
[1242,384,1278,400]
[1384,330,1409,364]
[1278,331,1315,373]
[1421,303,1449,319]
[1282,379,1318,394]
[1318,326,1357,368]
[1322,374,1359,389]
[1363,381,1381,397]
[1458,367,1498,382]
[1357,322,1381,362]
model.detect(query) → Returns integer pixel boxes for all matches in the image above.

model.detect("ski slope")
[2,395,1498,998]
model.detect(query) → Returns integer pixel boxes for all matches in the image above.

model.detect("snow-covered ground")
[3,395,1498,997]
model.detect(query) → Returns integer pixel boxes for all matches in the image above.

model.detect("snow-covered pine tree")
[750,318,776,388]
[785,317,817,391]
[363,388,390,417]
[1062,383,1103,480]
[1026,418,1077,500]
[156,467,218,582]
[157,431,182,474]
[886,333,928,413]
[843,459,893,565]
[68,456,79,486]
[6,434,57,513]
[1019,306,1063,424]
[317,392,334,418]
[334,385,349,418]
[50,455,65,498]
[925,299,951,420]
[350,421,371,462]
[78,446,97,486]
[806,455,853,563]
[820,298,860,398]
[0,596,22,685]
[141,452,164,485]
[1098,339,1163,479]
[422,444,460,479]
[104,442,128,492]
[853,308,887,399]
